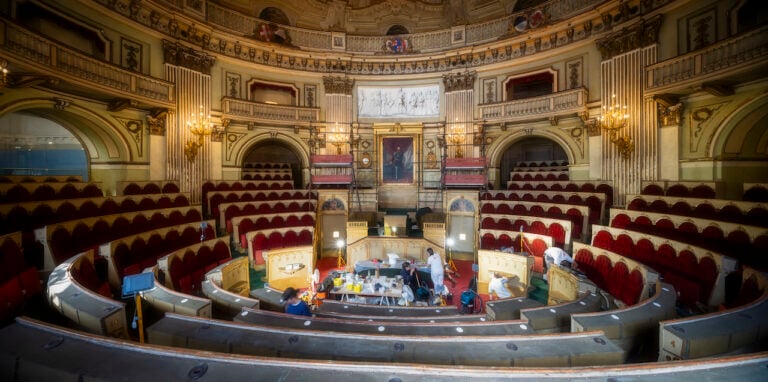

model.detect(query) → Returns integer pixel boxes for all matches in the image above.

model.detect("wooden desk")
[329,276,403,305]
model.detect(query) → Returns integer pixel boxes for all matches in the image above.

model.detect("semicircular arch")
[486,129,576,168]
[709,92,768,159]
[230,131,310,168]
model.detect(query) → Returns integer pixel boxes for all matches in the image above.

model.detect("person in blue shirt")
[400,261,418,291]
[280,287,312,316]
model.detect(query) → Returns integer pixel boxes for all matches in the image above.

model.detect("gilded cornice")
[93,0,670,76]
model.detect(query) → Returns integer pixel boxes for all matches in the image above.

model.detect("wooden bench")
[46,250,127,338]
[659,267,768,360]
[140,269,212,318]
[147,313,625,367]
[236,307,534,336]
[316,299,460,317]
[201,256,259,317]
[485,297,546,320]
[520,291,603,333]
[571,282,677,354]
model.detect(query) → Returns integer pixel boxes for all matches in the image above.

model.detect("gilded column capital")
[322,76,354,95]
[595,14,662,60]
[146,110,167,136]
[162,40,216,75]
[443,71,476,92]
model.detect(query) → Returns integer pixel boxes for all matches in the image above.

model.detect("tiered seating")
[640,181,721,198]
[5,317,766,380]
[0,193,190,268]
[480,200,589,240]
[116,180,180,195]
[158,237,232,296]
[626,194,767,227]
[481,189,606,225]
[571,243,660,306]
[0,181,102,204]
[219,199,316,233]
[478,230,552,272]
[591,225,737,308]
[507,180,614,208]
[609,209,768,271]
[241,168,293,181]
[201,256,259,316]
[479,214,572,248]
[99,219,216,288]
[206,189,316,220]
[243,162,291,169]
[38,206,202,269]
[202,180,297,216]
[0,232,42,324]
[232,211,316,250]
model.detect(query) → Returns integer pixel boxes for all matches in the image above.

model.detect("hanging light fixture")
[0,60,9,89]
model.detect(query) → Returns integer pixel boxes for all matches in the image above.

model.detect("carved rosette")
[162,40,216,75]
[595,15,662,60]
[443,71,476,92]
[322,76,354,95]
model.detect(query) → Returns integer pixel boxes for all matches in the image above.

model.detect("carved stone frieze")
[322,76,354,95]
[443,71,476,92]
[162,40,215,75]
[117,118,144,156]
[595,15,662,60]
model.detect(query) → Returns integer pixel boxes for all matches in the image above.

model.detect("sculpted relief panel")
[357,85,440,118]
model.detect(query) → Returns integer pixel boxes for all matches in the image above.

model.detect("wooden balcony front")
[221,97,320,126]
[478,88,588,124]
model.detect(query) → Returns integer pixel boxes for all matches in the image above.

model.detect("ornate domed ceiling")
[213,0,548,35]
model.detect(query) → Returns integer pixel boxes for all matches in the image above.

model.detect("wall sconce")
[446,122,465,158]
[326,122,347,155]
[600,95,634,159]
[184,106,213,162]
[0,60,9,89]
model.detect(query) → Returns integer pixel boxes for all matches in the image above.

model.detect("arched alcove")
[259,7,290,25]
[0,112,88,179]
[243,139,304,187]
[498,137,568,187]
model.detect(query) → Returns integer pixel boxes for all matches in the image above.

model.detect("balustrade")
[479,88,587,122]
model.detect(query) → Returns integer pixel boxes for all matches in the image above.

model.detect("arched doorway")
[498,137,568,187]
[0,112,88,179]
[242,139,303,187]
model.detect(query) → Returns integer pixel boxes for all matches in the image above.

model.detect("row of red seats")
[168,242,231,295]
[627,197,768,227]
[574,249,644,306]
[238,214,315,249]
[122,182,180,195]
[243,163,290,169]
[641,184,716,199]
[479,233,548,273]
[480,203,583,239]
[0,267,42,325]
[0,176,81,183]
[481,191,603,223]
[208,190,316,218]
[242,173,291,181]
[49,208,202,266]
[744,185,768,202]
[202,180,297,212]
[251,230,313,253]
[223,201,316,233]
[611,213,768,271]
[510,173,569,181]
[0,182,102,204]
[480,216,567,248]
[114,225,217,282]
[507,182,614,208]
[513,160,568,168]
[592,229,719,308]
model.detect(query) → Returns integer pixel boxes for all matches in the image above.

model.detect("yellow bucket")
[333,278,343,287]
[354,283,362,293]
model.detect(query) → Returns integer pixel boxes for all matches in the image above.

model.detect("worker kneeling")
[488,272,525,299]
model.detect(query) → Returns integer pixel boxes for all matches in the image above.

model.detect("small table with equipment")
[330,275,404,306]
